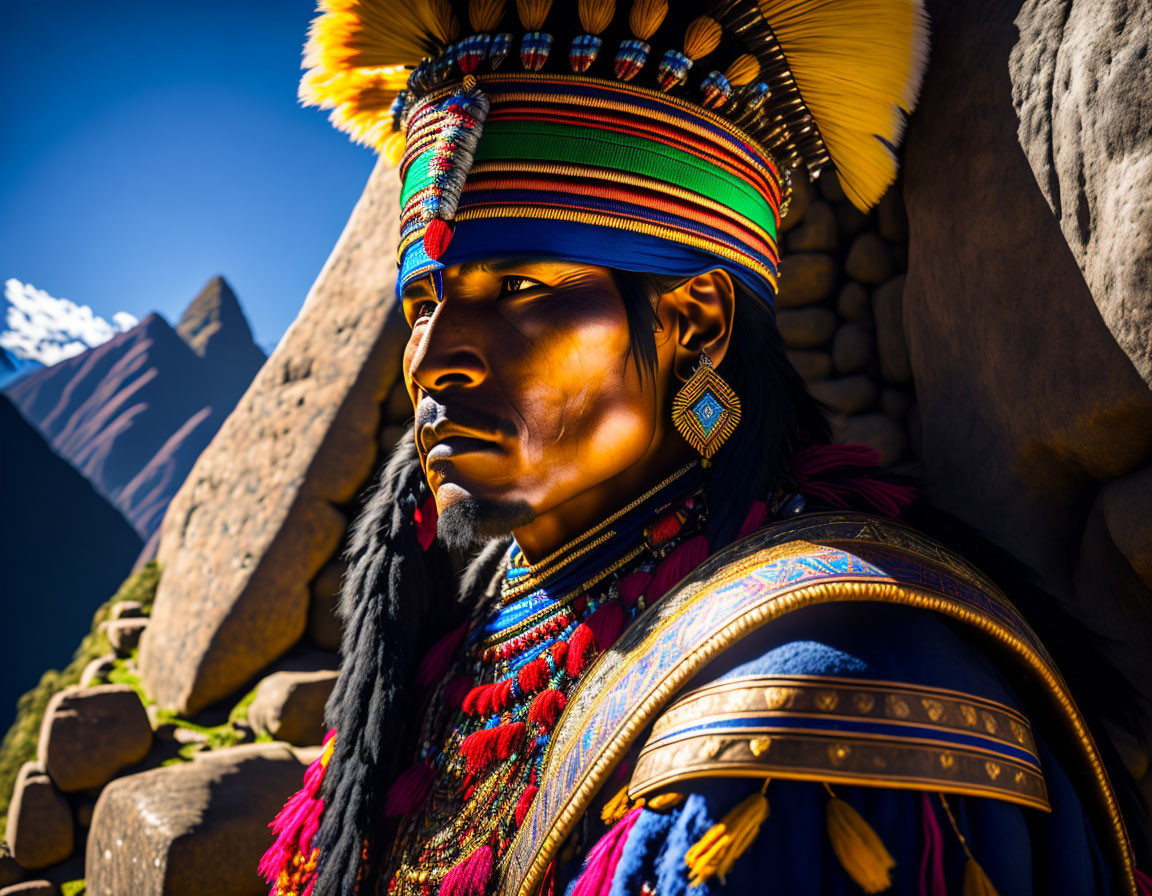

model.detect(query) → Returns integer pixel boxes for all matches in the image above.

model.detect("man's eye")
[499,276,540,296]
[413,301,436,321]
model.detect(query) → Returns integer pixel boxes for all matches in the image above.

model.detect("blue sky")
[0,0,378,353]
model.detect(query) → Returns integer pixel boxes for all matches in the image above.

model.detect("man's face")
[401,259,684,551]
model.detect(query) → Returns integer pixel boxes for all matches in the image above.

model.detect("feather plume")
[579,0,616,35]
[516,0,554,31]
[469,0,506,32]
[628,0,668,40]
[758,0,930,210]
[725,53,760,86]
[683,16,723,60]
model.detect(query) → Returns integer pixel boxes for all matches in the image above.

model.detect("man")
[261,0,1147,894]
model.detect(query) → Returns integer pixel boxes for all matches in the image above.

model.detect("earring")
[671,350,741,462]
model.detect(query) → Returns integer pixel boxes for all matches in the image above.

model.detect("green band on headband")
[402,119,777,241]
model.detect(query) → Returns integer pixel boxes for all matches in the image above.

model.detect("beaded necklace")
[384,462,709,896]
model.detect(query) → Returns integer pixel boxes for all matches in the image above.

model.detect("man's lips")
[425,434,501,464]
[416,399,515,458]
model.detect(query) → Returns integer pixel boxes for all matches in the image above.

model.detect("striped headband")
[396,73,783,303]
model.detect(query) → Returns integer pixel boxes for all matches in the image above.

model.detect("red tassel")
[586,602,625,651]
[417,623,467,686]
[443,675,474,709]
[515,784,540,826]
[518,657,550,693]
[551,641,568,667]
[528,688,567,728]
[617,571,652,608]
[738,501,768,538]
[424,218,455,261]
[439,844,494,896]
[496,721,526,759]
[383,760,434,816]
[566,623,596,677]
[414,495,439,550]
[490,678,515,713]
[463,683,492,716]
[461,722,526,774]
[646,535,709,601]
[650,511,683,544]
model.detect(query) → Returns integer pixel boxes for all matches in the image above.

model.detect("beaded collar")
[385,462,709,896]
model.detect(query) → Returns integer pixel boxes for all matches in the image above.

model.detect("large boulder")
[247,669,338,746]
[38,685,152,792]
[85,743,307,896]
[5,764,72,870]
[903,0,1152,773]
[140,157,408,715]
[1010,0,1152,386]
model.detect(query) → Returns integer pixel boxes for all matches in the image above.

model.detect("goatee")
[436,497,536,551]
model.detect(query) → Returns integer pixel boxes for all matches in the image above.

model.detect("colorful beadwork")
[382,464,709,896]
[458,34,494,74]
[700,70,732,108]
[613,38,650,80]
[519,32,553,71]
[656,48,693,91]
[489,33,514,69]
[671,353,741,460]
[569,33,602,72]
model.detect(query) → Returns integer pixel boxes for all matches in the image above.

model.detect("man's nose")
[408,300,488,393]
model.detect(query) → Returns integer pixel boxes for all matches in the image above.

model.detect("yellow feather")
[516,0,553,31]
[825,797,896,893]
[381,129,407,167]
[758,0,930,210]
[683,16,723,61]
[578,0,616,35]
[628,0,668,41]
[469,0,506,32]
[724,53,761,86]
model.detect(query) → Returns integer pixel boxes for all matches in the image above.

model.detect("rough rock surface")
[0,845,20,887]
[307,560,345,651]
[141,159,407,714]
[1011,0,1152,385]
[6,764,72,869]
[103,618,147,654]
[904,0,1152,797]
[247,669,338,746]
[38,686,152,791]
[85,744,307,896]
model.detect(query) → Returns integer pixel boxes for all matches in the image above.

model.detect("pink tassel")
[919,792,946,896]
[418,623,467,686]
[1137,869,1152,896]
[414,495,439,550]
[439,844,494,896]
[586,602,625,651]
[646,535,709,600]
[569,807,644,896]
[259,730,335,884]
[738,501,768,538]
[790,443,916,519]
[515,784,540,825]
[528,688,567,728]
[383,760,434,816]
[443,674,474,709]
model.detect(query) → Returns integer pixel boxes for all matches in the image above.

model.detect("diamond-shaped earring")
[671,351,741,462]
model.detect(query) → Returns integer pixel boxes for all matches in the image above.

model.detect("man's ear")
[660,269,736,381]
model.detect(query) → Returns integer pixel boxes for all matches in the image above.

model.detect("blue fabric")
[396,218,777,308]
[556,602,1114,895]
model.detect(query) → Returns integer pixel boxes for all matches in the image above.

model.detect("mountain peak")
[176,276,256,359]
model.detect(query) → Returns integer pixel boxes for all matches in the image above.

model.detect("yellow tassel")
[516,0,553,31]
[381,129,407,167]
[963,859,1000,896]
[578,0,616,35]
[724,53,761,86]
[683,16,722,61]
[825,796,895,893]
[600,785,644,824]
[684,784,770,887]
[469,0,506,32]
[431,0,460,42]
[628,0,667,41]
[647,792,685,812]
[757,0,930,211]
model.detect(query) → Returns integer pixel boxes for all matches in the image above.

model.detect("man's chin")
[435,490,536,551]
